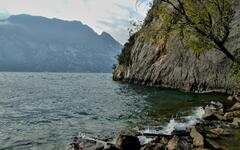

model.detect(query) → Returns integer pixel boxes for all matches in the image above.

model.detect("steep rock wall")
[113,0,240,93]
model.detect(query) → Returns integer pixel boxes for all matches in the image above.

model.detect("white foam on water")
[138,136,155,145]
[139,107,205,143]
[78,107,206,146]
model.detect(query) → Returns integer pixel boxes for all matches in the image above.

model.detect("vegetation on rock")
[117,33,136,66]
[231,63,240,84]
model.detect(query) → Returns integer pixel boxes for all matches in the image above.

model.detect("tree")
[156,0,237,63]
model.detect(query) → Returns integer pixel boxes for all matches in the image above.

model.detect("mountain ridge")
[0,14,122,72]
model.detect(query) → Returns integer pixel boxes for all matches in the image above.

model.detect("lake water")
[0,73,227,150]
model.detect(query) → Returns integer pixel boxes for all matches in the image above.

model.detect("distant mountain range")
[0,14,122,72]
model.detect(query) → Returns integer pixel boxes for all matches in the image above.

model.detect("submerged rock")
[206,139,226,150]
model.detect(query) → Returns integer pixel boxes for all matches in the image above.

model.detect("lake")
[0,73,227,149]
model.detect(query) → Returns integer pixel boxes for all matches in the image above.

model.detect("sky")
[0,0,150,44]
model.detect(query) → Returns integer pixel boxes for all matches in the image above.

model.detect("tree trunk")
[218,43,236,62]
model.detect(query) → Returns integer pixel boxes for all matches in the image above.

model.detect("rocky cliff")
[113,0,240,93]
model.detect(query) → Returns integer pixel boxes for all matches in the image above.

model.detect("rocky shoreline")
[67,95,240,150]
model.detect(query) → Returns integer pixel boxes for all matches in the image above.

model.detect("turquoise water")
[0,73,227,149]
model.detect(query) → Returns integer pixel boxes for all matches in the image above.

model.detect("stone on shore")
[227,96,234,101]
[190,126,204,148]
[224,110,240,120]
[233,95,240,102]
[94,143,105,150]
[206,128,224,139]
[209,128,224,136]
[232,118,240,127]
[116,134,140,150]
[160,137,168,145]
[167,135,179,150]
[231,102,240,111]
[202,108,215,120]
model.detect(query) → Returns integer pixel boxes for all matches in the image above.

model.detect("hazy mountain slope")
[0,14,122,72]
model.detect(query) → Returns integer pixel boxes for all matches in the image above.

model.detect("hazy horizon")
[0,0,150,44]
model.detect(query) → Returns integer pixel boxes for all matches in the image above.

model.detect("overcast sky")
[0,0,150,44]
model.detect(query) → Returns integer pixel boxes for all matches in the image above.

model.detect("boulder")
[209,101,223,109]
[233,95,240,102]
[177,137,192,150]
[209,128,224,136]
[115,134,140,150]
[232,118,240,127]
[190,126,204,148]
[225,110,240,120]
[202,108,215,120]
[233,111,240,117]
[216,108,224,116]
[167,136,179,150]
[95,143,105,150]
[206,128,224,139]
[224,112,234,120]
[231,102,240,111]
[227,96,234,101]
[160,137,168,145]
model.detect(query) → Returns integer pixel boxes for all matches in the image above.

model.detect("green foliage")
[155,0,234,55]
[118,34,136,66]
[182,27,215,53]
[231,63,240,84]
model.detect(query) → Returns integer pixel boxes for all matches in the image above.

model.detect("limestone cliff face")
[113,0,240,93]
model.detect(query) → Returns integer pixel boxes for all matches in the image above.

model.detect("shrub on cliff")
[231,63,240,84]
[117,34,136,66]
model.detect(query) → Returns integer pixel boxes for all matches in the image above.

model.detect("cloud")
[0,0,150,44]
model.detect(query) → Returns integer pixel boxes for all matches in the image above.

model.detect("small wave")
[137,107,205,145]
[139,107,205,136]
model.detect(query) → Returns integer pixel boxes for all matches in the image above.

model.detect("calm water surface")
[0,73,227,149]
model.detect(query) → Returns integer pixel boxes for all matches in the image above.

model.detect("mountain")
[113,0,240,93]
[0,14,122,72]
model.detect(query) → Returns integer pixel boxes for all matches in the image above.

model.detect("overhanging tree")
[156,0,237,62]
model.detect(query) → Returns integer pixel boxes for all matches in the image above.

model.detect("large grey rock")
[167,135,179,150]
[115,134,141,150]
[190,126,204,148]
[113,0,240,93]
